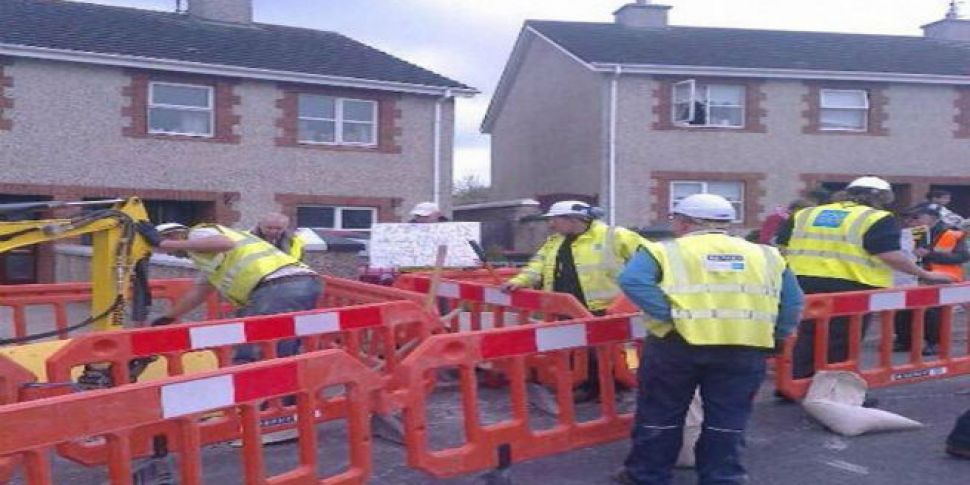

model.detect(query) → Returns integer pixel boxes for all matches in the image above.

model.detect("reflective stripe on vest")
[928,229,966,281]
[650,233,783,348]
[785,203,893,288]
[189,225,304,306]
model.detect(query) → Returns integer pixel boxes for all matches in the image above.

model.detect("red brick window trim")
[122,70,241,143]
[956,87,970,139]
[802,82,888,136]
[275,84,402,153]
[650,171,766,226]
[652,77,766,133]
[0,57,13,131]
[275,193,402,232]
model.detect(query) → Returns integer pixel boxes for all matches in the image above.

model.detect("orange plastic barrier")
[41,301,434,465]
[399,267,519,285]
[0,279,224,345]
[394,313,645,477]
[0,350,381,485]
[321,275,427,309]
[0,354,34,405]
[775,283,970,399]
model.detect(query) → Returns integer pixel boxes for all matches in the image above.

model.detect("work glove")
[151,316,175,327]
[135,221,163,247]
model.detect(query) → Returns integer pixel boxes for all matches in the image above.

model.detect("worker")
[250,212,305,261]
[775,176,953,386]
[612,193,804,485]
[408,201,449,223]
[499,200,646,402]
[893,202,967,355]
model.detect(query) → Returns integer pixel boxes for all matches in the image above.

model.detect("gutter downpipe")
[608,65,621,225]
[433,88,453,206]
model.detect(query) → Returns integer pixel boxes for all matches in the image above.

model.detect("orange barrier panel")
[0,354,34,405]
[0,279,223,345]
[0,349,381,485]
[775,283,970,399]
[399,268,519,285]
[321,275,427,309]
[42,300,434,466]
[394,313,645,478]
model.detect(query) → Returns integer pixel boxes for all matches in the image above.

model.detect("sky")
[83,0,959,185]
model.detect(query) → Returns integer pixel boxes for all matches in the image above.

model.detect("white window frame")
[819,88,869,132]
[671,80,746,129]
[147,81,214,137]
[297,205,377,231]
[297,95,379,147]
[669,180,745,223]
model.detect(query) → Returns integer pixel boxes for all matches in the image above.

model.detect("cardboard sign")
[369,222,481,268]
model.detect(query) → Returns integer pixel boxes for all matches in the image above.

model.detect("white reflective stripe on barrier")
[483,287,511,306]
[190,323,246,349]
[536,324,587,352]
[940,286,970,305]
[294,312,340,336]
[161,375,234,418]
[870,291,906,311]
[437,282,461,298]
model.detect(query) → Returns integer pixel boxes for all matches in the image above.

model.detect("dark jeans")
[232,276,323,364]
[624,336,767,485]
[893,308,942,348]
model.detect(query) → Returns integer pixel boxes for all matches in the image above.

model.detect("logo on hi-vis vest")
[812,210,849,228]
[705,254,745,272]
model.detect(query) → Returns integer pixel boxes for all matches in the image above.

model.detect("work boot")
[947,444,970,459]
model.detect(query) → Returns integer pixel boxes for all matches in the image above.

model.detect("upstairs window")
[819,89,869,131]
[673,80,745,128]
[670,180,745,223]
[147,82,213,137]
[297,95,378,146]
[296,205,376,231]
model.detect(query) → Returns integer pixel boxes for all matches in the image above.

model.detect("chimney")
[922,2,970,41]
[187,0,253,24]
[613,0,672,29]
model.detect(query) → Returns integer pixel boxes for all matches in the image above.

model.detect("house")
[0,0,474,283]
[482,0,970,243]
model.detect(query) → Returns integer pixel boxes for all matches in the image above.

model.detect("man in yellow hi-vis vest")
[500,200,647,402]
[250,212,306,261]
[775,176,953,383]
[613,193,804,485]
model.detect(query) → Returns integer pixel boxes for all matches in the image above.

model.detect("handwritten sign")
[369,222,481,268]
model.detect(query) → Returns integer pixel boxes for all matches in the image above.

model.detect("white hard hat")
[847,176,891,192]
[542,200,593,219]
[409,201,440,217]
[155,222,189,235]
[673,194,736,221]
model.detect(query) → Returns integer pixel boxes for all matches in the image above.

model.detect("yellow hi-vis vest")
[509,220,647,312]
[785,202,893,288]
[189,225,306,306]
[646,232,784,348]
[288,234,305,261]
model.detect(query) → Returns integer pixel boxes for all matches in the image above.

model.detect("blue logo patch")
[812,210,849,228]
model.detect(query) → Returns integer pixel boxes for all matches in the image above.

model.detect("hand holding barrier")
[394,313,645,477]
[775,282,970,399]
[0,350,382,484]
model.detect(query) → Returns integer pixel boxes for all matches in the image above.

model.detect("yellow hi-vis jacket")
[508,221,647,312]
[189,225,307,306]
[246,230,305,261]
[784,202,893,288]
[645,232,784,348]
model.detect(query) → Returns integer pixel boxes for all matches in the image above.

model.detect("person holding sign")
[500,200,647,402]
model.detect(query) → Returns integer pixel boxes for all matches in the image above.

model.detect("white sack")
[801,371,922,437]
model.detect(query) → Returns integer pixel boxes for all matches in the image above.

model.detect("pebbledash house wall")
[0,57,455,227]
[488,32,604,203]
[612,77,970,228]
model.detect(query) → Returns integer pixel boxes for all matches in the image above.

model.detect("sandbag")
[801,371,922,437]
[676,390,703,468]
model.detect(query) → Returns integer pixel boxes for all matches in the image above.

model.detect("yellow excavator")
[0,197,155,386]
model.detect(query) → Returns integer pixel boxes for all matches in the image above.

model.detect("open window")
[671,80,745,128]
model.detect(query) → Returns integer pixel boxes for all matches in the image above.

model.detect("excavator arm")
[0,197,154,337]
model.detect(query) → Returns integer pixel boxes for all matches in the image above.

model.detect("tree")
[453,175,492,205]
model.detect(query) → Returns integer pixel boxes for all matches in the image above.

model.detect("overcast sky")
[85,0,958,185]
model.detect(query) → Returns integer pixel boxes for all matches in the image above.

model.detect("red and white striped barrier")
[480,315,646,359]
[407,278,545,309]
[161,361,298,418]
[130,304,387,357]
[821,283,970,315]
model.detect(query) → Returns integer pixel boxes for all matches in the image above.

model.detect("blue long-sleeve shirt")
[618,248,805,340]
